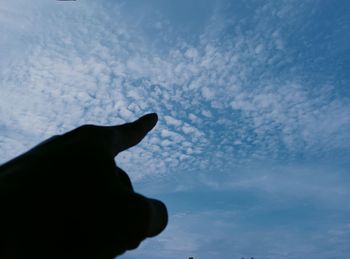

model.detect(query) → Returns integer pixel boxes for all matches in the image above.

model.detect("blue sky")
[1,0,350,258]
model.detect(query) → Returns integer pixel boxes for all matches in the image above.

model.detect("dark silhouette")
[0,113,167,259]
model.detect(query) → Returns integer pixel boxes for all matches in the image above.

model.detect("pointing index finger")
[111,113,158,156]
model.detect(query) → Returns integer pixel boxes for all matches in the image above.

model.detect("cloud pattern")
[1,0,350,258]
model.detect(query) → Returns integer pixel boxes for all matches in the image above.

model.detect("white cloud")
[0,4,349,259]
[201,86,215,100]
[163,115,182,127]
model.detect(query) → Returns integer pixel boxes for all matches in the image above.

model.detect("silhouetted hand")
[0,113,167,259]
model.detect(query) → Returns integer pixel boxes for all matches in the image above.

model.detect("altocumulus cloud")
[1,0,350,258]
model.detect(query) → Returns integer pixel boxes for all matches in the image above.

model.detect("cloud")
[0,0,349,202]
[0,1,349,258]
[130,161,350,259]
[201,86,215,100]
[1,0,349,195]
[123,206,350,259]
[163,115,182,127]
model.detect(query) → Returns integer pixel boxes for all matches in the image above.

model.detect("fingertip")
[111,113,159,155]
[137,113,158,132]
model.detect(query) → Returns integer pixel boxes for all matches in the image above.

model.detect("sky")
[0,0,350,258]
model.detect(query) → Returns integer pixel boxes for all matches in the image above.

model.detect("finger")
[60,113,157,157]
[145,198,168,237]
[110,113,158,156]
